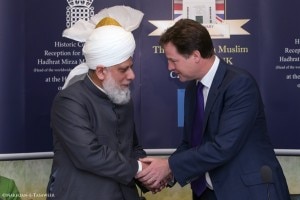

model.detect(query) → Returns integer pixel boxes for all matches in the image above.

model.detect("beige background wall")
[0,156,299,200]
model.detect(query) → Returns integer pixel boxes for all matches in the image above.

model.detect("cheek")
[117,75,128,84]
[173,63,182,72]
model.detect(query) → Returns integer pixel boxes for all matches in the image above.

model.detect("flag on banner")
[173,0,183,20]
[173,0,225,22]
[216,0,225,22]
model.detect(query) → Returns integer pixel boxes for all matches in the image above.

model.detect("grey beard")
[102,75,131,105]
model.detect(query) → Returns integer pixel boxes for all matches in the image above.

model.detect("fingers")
[139,157,155,163]
[145,178,169,194]
[150,183,166,194]
[136,157,172,193]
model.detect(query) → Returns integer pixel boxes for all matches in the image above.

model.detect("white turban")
[83,25,135,69]
[62,5,143,89]
[63,5,143,42]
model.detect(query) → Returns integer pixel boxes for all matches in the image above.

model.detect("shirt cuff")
[137,160,142,173]
[167,174,176,187]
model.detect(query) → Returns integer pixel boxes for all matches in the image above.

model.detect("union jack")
[173,0,225,23]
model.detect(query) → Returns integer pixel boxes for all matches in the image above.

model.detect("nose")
[167,61,174,71]
[127,68,135,80]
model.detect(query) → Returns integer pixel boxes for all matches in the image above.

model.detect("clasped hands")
[135,157,173,193]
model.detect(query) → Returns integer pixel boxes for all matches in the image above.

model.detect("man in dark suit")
[46,6,148,200]
[136,19,291,200]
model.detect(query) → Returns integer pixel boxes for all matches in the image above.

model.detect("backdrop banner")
[0,0,299,153]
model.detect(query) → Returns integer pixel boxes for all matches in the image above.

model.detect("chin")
[179,77,187,82]
[121,86,129,90]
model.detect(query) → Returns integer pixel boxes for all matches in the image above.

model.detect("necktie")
[191,82,206,196]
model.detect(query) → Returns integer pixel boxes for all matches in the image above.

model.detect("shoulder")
[51,81,90,114]
[55,80,88,101]
[213,61,260,98]
[219,58,253,77]
[218,60,257,86]
[0,176,17,190]
[0,176,14,184]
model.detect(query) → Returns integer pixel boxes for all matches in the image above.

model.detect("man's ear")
[192,50,201,63]
[95,66,106,80]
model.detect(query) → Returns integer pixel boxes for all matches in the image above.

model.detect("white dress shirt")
[199,56,220,189]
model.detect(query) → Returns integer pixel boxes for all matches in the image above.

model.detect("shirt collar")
[87,74,107,94]
[200,56,220,89]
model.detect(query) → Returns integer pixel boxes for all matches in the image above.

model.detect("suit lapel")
[203,60,227,131]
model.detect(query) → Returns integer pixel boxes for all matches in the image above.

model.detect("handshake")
[135,157,174,194]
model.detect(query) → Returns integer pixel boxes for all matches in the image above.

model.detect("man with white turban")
[46,6,149,200]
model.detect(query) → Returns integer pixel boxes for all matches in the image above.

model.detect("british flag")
[173,0,225,23]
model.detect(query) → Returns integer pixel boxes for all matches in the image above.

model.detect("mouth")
[175,72,181,78]
[121,84,130,89]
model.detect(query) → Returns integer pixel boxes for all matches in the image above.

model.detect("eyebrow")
[118,64,133,71]
[168,58,178,62]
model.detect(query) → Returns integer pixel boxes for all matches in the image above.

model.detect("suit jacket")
[169,59,290,200]
[0,176,21,200]
[47,76,146,200]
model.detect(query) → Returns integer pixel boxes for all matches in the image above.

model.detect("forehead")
[164,42,177,53]
[164,42,183,59]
